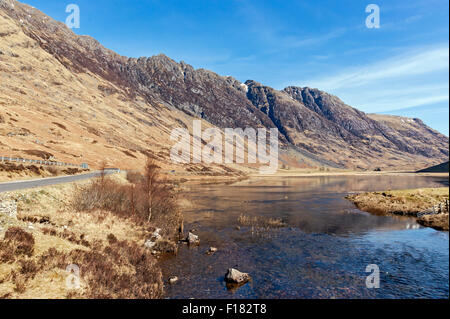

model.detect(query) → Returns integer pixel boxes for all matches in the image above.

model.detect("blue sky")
[23,0,449,135]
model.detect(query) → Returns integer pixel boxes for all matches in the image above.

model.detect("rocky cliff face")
[0,0,448,171]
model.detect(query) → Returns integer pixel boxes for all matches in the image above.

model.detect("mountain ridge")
[0,0,448,172]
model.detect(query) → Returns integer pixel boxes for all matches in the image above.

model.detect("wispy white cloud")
[350,93,449,112]
[277,28,347,50]
[301,44,449,113]
[306,45,449,90]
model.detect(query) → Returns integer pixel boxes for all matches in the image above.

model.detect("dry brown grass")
[237,214,286,229]
[0,158,182,298]
[346,188,449,216]
[417,213,449,231]
[43,240,164,299]
[0,162,88,182]
[347,187,449,231]
[0,227,35,263]
[0,235,162,299]
[73,158,182,240]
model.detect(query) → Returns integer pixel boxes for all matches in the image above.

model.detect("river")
[160,175,449,299]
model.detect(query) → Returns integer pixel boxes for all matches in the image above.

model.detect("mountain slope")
[1,0,448,172]
[417,161,449,173]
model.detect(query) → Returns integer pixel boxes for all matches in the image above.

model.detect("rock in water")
[187,232,200,245]
[169,276,178,284]
[206,247,218,255]
[225,268,250,284]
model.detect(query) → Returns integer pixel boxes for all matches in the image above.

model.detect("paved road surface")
[0,170,118,193]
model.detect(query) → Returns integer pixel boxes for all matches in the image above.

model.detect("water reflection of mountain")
[183,175,445,235]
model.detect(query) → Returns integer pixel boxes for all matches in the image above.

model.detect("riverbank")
[166,169,449,188]
[0,169,182,298]
[250,169,449,178]
[346,187,449,231]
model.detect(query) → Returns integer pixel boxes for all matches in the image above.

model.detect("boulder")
[187,232,200,245]
[169,276,178,284]
[144,239,157,249]
[206,247,217,255]
[151,228,162,241]
[145,228,163,249]
[225,268,250,284]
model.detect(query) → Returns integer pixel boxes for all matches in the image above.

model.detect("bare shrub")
[73,157,182,239]
[99,160,107,184]
[73,177,130,214]
[41,226,89,247]
[24,149,54,160]
[126,171,142,184]
[37,240,163,299]
[19,259,38,280]
[1,227,35,260]
[62,168,82,175]
[107,233,118,244]
[28,165,42,175]
[11,271,26,293]
[0,242,15,263]
[126,159,182,239]
[47,166,59,176]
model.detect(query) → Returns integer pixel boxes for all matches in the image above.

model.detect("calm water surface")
[160,175,449,299]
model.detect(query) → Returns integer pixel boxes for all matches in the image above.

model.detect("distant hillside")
[0,0,448,172]
[417,161,449,173]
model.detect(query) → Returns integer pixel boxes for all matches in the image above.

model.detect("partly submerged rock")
[206,247,218,255]
[187,232,200,245]
[225,268,250,284]
[169,276,179,284]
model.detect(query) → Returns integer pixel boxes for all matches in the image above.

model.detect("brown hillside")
[1,0,448,173]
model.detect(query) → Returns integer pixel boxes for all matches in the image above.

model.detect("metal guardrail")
[0,156,89,169]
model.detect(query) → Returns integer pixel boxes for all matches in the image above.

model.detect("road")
[0,170,118,193]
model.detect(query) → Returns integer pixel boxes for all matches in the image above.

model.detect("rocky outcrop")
[225,268,250,284]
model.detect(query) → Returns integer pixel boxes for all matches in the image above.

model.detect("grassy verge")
[0,159,182,298]
[0,162,89,182]
[346,188,449,231]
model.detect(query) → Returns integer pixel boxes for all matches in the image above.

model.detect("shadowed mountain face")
[417,161,449,173]
[1,0,448,170]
